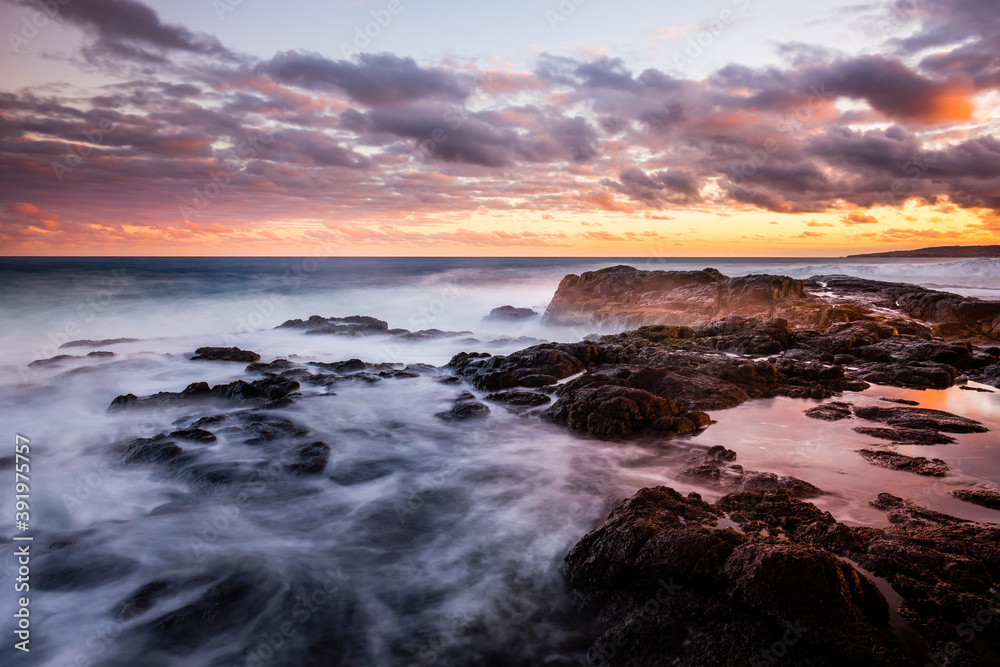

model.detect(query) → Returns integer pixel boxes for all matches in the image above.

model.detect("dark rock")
[852,426,957,445]
[951,489,1000,510]
[60,337,139,348]
[87,350,115,357]
[483,305,538,321]
[565,486,907,666]
[219,412,309,445]
[857,449,949,476]
[285,441,330,475]
[680,450,823,498]
[853,405,989,433]
[804,401,854,421]
[435,394,491,422]
[108,377,299,411]
[245,358,297,373]
[881,398,920,406]
[278,315,389,336]
[119,435,184,465]
[167,428,217,443]
[484,391,551,408]
[190,347,261,363]
[28,354,84,368]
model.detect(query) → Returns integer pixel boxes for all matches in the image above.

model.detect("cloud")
[27,0,233,62]
[261,52,470,106]
[841,211,880,225]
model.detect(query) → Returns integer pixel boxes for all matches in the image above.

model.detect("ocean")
[1,256,999,666]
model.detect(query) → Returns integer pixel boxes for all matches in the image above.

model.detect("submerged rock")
[190,347,261,362]
[853,405,989,434]
[108,377,300,411]
[951,489,1000,510]
[435,393,491,422]
[804,401,854,421]
[857,449,949,476]
[483,305,538,322]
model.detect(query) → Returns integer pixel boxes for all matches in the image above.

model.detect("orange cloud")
[842,211,879,226]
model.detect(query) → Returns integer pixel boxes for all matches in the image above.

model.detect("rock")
[167,428,217,443]
[868,493,969,527]
[680,449,823,498]
[484,391,551,409]
[285,441,330,475]
[278,315,390,336]
[857,449,949,476]
[108,377,299,411]
[852,426,957,445]
[543,266,808,328]
[544,384,687,437]
[190,347,261,362]
[435,393,491,421]
[951,489,1000,510]
[853,405,989,433]
[803,401,854,421]
[60,337,139,348]
[28,354,84,367]
[118,435,183,465]
[565,486,908,666]
[881,398,920,406]
[87,350,115,357]
[483,305,538,322]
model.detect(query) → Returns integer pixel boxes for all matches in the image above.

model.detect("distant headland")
[849,245,1000,258]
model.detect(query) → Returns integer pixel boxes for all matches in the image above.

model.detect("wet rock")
[285,441,331,475]
[857,449,949,476]
[167,428,217,443]
[191,347,261,362]
[108,377,299,411]
[483,305,538,322]
[960,384,996,393]
[544,384,688,437]
[881,398,920,406]
[435,393,491,421]
[484,391,551,409]
[119,434,184,465]
[868,493,969,527]
[278,315,390,336]
[852,426,957,445]
[856,496,1000,664]
[220,412,309,445]
[448,342,599,391]
[565,486,907,666]
[804,401,854,421]
[28,354,85,367]
[680,449,823,498]
[245,358,298,373]
[951,489,1000,510]
[853,405,989,433]
[87,350,115,357]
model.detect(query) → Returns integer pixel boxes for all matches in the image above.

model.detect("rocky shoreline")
[28,265,1000,665]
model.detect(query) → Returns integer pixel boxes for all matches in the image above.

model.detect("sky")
[0,0,998,256]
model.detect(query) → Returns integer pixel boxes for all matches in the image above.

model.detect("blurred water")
[0,257,997,666]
